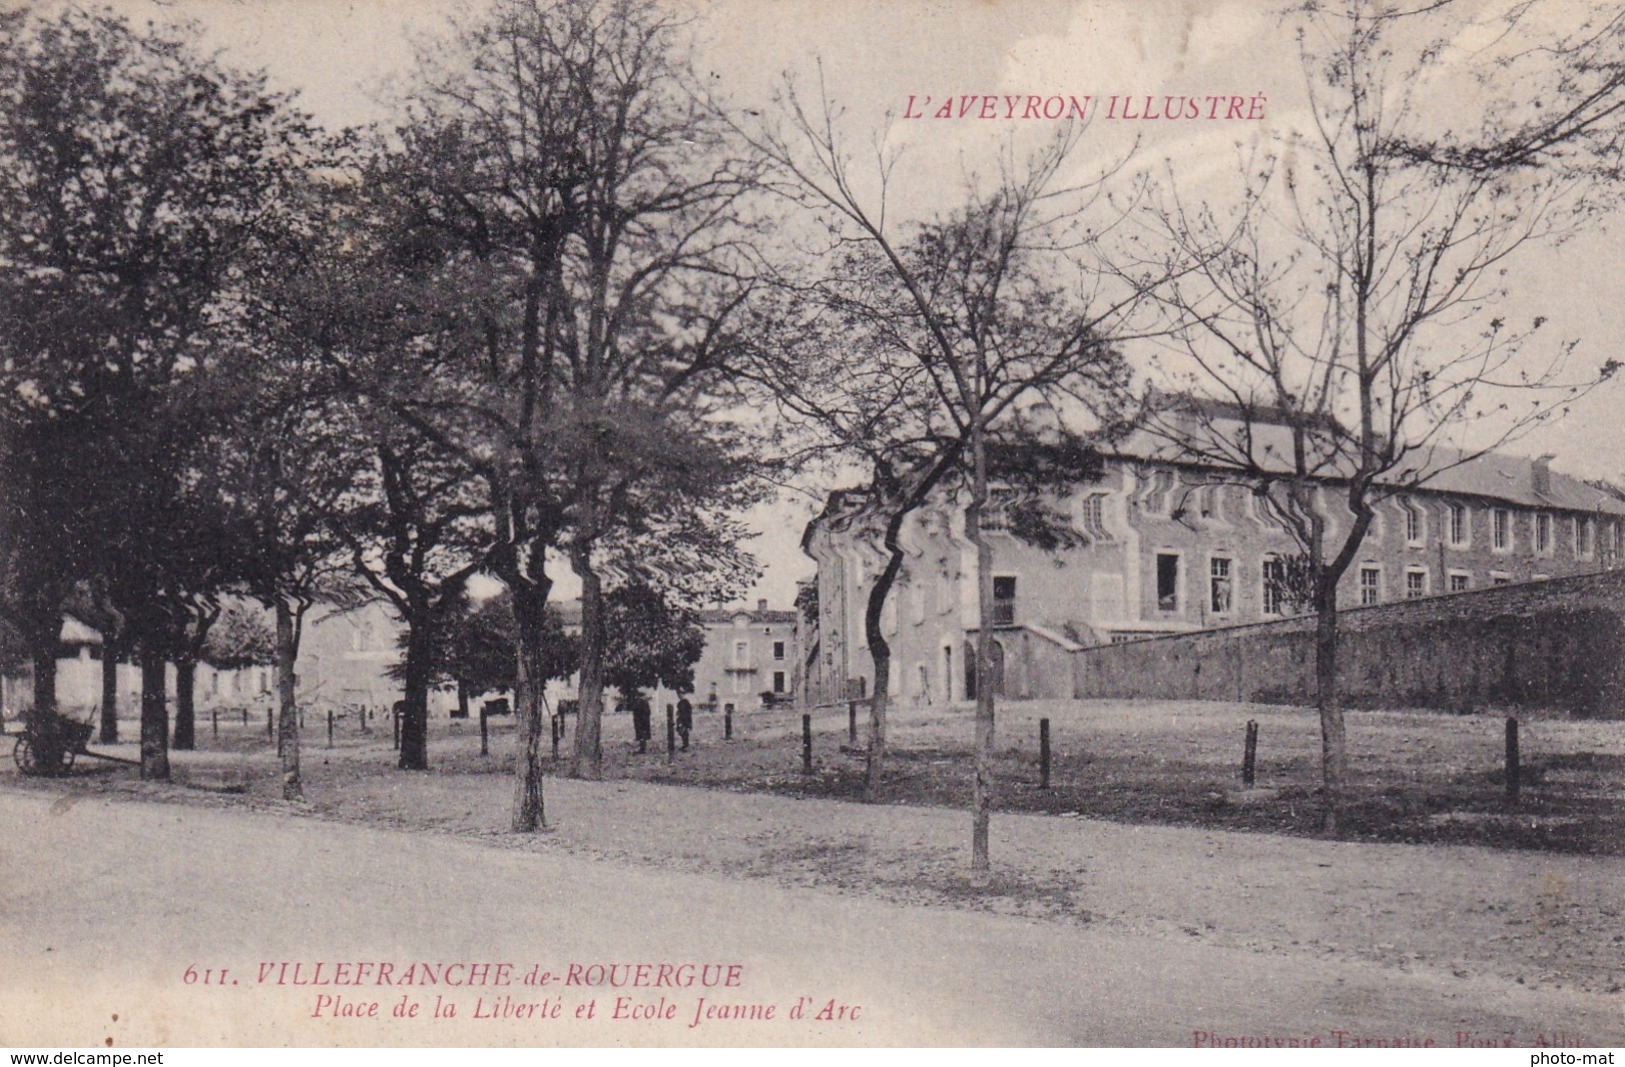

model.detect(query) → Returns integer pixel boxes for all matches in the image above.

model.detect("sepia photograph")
[2,0,1624,1049]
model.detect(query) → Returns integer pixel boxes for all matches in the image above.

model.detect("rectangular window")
[1492,508,1510,551]
[733,640,750,667]
[1359,566,1381,606]
[772,641,785,661]
[772,671,786,694]
[1449,503,1468,547]
[1209,556,1232,614]
[1144,470,1176,517]
[1449,571,1470,592]
[992,575,1017,626]
[1577,516,1595,558]
[1406,568,1428,599]
[1079,493,1111,542]
[1156,554,1180,612]
[1403,499,1424,546]
[1262,556,1286,616]
[1491,572,1512,586]
[1536,512,1552,555]
[982,488,1016,533]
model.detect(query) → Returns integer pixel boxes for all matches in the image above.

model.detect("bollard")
[724,708,733,742]
[1039,717,1051,790]
[1506,716,1520,804]
[551,714,560,760]
[666,704,676,763]
[480,707,489,757]
[1243,719,1259,788]
[212,709,218,739]
[848,700,858,744]
[802,713,812,775]
[266,709,273,740]
[326,710,334,749]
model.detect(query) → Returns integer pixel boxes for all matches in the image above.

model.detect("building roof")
[699,603,796,625]
[60,616,101,645]
[1115,403,1625,516]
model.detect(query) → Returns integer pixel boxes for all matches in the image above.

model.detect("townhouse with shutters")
[799,421,1625,708]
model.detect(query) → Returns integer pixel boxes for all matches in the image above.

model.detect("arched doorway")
[963,638,1007,700]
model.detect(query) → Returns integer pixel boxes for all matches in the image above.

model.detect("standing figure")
[676,696,693,751]
[630,692,653,754]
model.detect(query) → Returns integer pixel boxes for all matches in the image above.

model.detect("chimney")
[757,598,768,616]
[1533,454,1556,497]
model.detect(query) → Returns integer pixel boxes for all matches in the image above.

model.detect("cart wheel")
[14,735,37,775]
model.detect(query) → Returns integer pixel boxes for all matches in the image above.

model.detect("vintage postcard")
[2,0,1624,1050]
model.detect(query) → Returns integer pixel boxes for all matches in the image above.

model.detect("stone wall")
[1070,569,1625,717]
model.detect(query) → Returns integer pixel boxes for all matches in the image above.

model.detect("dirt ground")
[6,695,1624,1015]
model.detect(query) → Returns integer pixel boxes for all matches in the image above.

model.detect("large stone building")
[800,427,1625,707]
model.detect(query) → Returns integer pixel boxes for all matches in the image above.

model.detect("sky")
[55,0,1625,609]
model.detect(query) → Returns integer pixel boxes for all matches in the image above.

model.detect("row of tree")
[3,0,1624,860]
[0,1,765,833]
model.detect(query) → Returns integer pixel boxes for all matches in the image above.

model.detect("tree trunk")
[1315,587,1347,835]
[570,548,606,781]
[30,645,56,717]
[510,575,552,832]
[99,641,119,744]
[862,549,905,803]
[398,612,433,771]
[276,597,302,801]
[138,638,169,781]
[173,656,196,751]
[969,419,995,875]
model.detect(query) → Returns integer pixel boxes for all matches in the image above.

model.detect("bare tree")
[741,94,1138,872]
[1117,0,1625,832]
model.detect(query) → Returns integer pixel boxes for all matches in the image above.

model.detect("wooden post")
[242,707,249,728]
[211,709,218,739]
[802,713,812,775]
[724,708,733,742]
[666,704,676,764]
[1243,719,1259,788]
[551,714,560,760]
[326,710,333,749]
[1506,716,1520,804]
[479,707,489,757]
[266,709,273,740]
[1039,717,1051,790]
[848,700,857,744]
[392,706,400,750]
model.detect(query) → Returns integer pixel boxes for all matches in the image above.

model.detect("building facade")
[801,447,1625,707]
[688,600,800,715]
